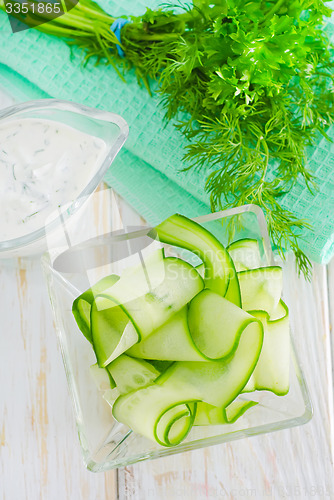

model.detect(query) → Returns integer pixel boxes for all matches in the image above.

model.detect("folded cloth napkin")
[1,0,334,263]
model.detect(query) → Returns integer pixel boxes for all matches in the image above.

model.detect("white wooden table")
[1,93,334,500]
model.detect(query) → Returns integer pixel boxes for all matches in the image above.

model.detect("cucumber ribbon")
[72,215,290,447]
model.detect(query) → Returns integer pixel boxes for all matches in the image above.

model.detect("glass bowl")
[42,199,313,471]
[0,99,128,258]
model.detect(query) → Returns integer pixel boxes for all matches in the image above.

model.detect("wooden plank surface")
[328,258,334,413]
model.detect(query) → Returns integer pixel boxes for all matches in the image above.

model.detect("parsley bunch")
[3,0,334,277]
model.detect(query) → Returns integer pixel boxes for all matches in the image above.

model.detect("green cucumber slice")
[91,299,139,367]
[226,399,258,422]
[224,271,242,305]
[157,316,263,408]
[103,387,120,408]
[243,300,290,395]
[121,247,165,278]
[112,384,196,446]
[127,307,207,361]
[238,266,282,315]
[188,289,260,360]
[194,399,258,425]
[227,239,262,271]
[91,256,204,366]
[148,359,174,372]
[150,214,241,306]
[76,216,290,448]
[195,263,205,278]
[106,354,160,395]
[113,312,263,445]
[128,289,260,362]
[89,363,116,391]
[72,274,120,343]
[156,402,197,446]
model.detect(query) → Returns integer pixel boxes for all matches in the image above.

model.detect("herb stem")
[130,32,181,41]
[95,29,126,80]
[49,11,97,31]
[60,0,67,14]
[262,0,286,23]
[23,8,97,32]
[259,139,269,183]
[73,2,114,24]
[30,22,89,37]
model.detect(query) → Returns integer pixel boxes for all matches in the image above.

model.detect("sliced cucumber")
[112,383,197,446]
[72,213,290,448]
[156,318,263,408]
[121,247,165,278]
[72,274,120,343]
[227,239,262,271]
[243,300,290,395]
[113,314,263,445]
[194,399,258,425]
[128,289,260,362]
[225,399,258,423]
[91,299,138,367]
[187,289,261,360]
[150,214,241,306]
[91,256,204,366]
[89,363,116,391]
[106,354,160,395]
[238,266,282,314]
[195,263,205,278]
[148,359,174,372]
[127,307,207,361]
[103,387,120,408]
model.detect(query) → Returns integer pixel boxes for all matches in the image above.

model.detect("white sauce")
[0,118,107,241]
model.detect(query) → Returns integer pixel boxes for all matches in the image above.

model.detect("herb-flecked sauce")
[0,118,107,241]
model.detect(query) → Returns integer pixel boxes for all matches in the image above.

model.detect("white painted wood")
[328,257,334,400]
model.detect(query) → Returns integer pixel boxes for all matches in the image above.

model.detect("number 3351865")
[5,2,62,14]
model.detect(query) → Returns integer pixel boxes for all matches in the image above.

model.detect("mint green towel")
[0,1,334,263]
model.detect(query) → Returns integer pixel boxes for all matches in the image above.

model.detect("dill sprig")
[2,0,334,277]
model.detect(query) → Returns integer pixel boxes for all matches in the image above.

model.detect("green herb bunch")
[3,0,334,277]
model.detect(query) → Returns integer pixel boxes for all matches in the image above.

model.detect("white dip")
[0,118,107,241]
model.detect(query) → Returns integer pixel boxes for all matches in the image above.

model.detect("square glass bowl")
[42,202,312,471]
[0,99,128,258]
